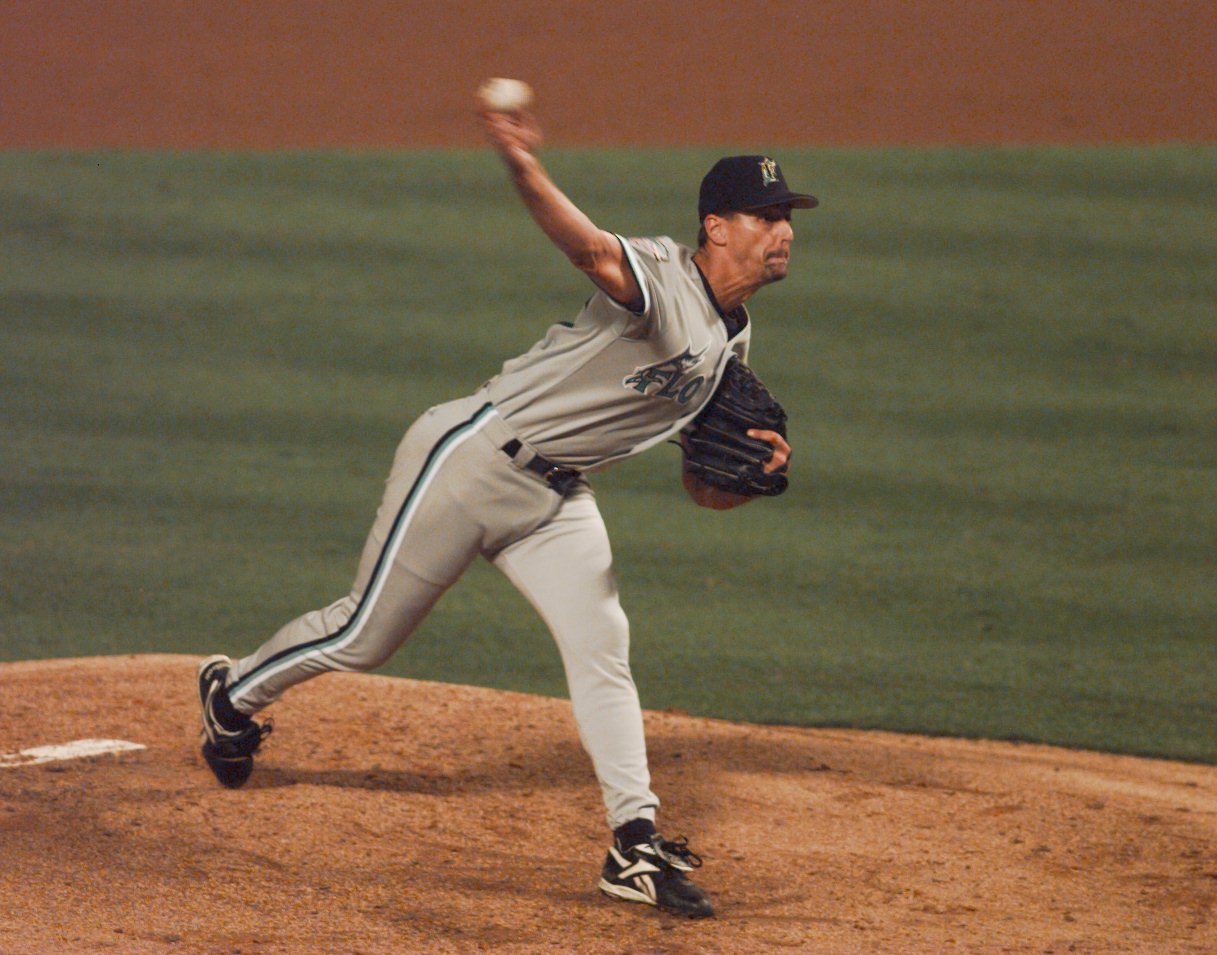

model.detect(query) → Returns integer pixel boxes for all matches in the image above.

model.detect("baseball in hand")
[477,77,534,113]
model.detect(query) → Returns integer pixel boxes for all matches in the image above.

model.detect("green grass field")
[2,147,1213,761]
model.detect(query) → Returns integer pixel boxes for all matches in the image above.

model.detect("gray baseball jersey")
[486,236,751,469]
[222,234,754,830]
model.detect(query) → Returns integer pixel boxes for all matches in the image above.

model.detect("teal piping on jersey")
[613,233,653,316]
[226,402,498,707]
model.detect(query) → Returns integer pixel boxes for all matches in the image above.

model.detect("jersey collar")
[693,260,749,339]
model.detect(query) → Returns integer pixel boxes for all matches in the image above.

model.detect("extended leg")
[490,483,659,830]
[223,402,504,713]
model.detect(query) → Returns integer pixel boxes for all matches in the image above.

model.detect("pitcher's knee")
[563,637,638,698]
[309,597,384,672]
[558,617,631,678]
[321,631,397,672]
[318,599,426,673]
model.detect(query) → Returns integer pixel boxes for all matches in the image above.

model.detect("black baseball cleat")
[599,834,714,918]
[198,654,271,789]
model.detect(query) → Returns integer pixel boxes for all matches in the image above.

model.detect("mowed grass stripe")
[1,147,1213,760]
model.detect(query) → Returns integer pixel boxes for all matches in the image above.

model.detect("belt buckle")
[543,466,577,495]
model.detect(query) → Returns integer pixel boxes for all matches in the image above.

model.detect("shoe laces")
[211,714,273,753]
[240,717,273,753]
[653,835,703,870]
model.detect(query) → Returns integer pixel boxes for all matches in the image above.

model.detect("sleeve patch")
[627,236,670,262]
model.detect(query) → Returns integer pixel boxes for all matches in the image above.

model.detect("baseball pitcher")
[198,99,816,919]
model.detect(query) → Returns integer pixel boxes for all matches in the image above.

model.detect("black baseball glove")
[681,356,789,497]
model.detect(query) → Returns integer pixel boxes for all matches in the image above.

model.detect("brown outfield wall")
[2,0,1214,148]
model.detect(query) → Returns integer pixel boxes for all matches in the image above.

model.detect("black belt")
[501,439,581,495]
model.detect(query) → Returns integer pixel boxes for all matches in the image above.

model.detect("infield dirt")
[1,655,1215,953]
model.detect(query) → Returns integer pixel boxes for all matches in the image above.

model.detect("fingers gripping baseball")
[481,108,542,154]
[477,79,542,170]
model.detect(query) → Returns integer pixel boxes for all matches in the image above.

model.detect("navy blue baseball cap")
[698,155,818,220]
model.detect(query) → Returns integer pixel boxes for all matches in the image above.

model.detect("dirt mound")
[1,655,1214,953]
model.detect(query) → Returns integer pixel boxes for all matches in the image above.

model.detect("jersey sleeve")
[615,235,677,339]
[616,235,655,315]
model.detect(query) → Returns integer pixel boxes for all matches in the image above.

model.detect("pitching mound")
[1,656,1214,953]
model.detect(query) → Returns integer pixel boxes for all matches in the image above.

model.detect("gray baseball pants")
[224,391,659,829]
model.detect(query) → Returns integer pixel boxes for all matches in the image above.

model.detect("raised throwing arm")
[480,107,643,311]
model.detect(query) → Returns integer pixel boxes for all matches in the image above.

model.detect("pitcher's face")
[723,203,795,285]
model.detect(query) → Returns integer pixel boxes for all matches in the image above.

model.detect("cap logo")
[758,158,779,186]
